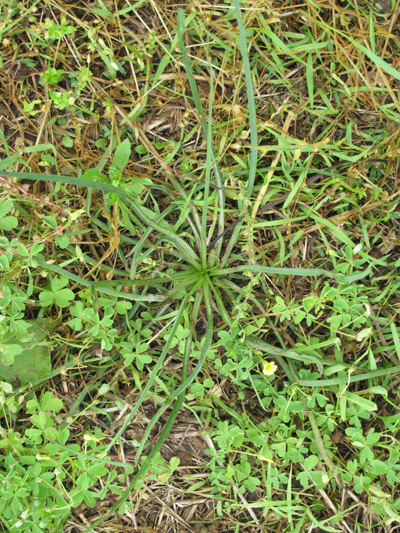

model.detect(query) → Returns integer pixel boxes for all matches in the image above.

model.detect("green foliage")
[0,1,399,530]
[0,199,18,230]
[0,319,53,384]
[49,91,74,110]
[0,388,125,532]
[39,277,75,309]
[43,17,75,40]
[42,67,65,85]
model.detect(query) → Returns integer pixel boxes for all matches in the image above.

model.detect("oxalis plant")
[0,7,387,531]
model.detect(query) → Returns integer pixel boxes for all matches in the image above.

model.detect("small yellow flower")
[36,455,51,461]
[262,361,277,376]
[84,434,100,443]
[326,248,337,257]
[258,454,274,463]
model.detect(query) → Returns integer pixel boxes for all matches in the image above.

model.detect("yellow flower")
[262,361,277,376]
[258,454,274,463]
[84,434,100,443]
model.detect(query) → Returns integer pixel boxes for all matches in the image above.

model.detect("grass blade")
[102,294,191,455]
[177,10,225,253]
[233,0,258,196]
[335,29,400,82]
[202,68,214,267]
[214,263,372,283]
[2,170,201,269]
[299,365,400,387]
[35,259,166,301]
[81,283,212,532]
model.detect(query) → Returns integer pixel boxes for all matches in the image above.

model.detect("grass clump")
[1,0,400,531]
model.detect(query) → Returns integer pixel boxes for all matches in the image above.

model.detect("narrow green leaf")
[2,170,201,269]
[306,53,314,108]
[332,28,400,82]
[35,259,165,302]
[299,365,400,387]
[80,291,210,533]
[233,0,258,196]
[345,392,377,412]
[246,335,324,373]
[177,10,225,250]
[390,322,400,361]
[283,168,308,210]
[304,212,354,247]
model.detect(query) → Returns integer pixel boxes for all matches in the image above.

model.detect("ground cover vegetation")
[0,0,400,531]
